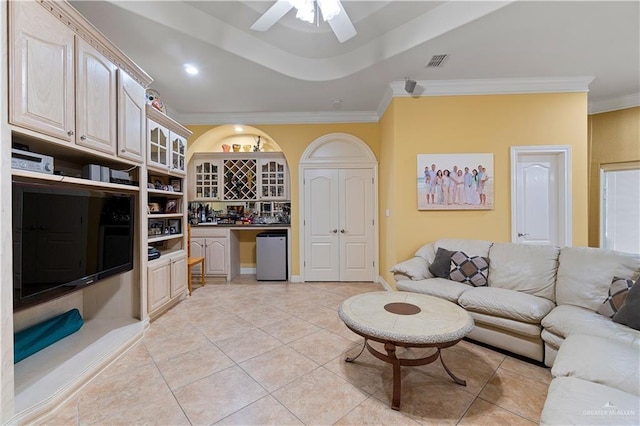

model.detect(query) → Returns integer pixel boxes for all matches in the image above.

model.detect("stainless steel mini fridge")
[256,231,287,281]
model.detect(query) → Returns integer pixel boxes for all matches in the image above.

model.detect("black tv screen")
[12,181,134,311]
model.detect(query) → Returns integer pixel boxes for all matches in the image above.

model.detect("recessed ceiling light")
[184,64,199,75]
[234,126,243,132]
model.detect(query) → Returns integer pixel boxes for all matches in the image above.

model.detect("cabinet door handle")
[80,135,87,141]
[517,232,530,237]
[340,229,346,234]
[67,130,74,136]
[331,229,338,233]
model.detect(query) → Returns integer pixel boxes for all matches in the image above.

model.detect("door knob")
[331,229,338,233]
[67,130,74,136]
[517,232,530,237]
[80,135,87,141]
[340,229,346,233]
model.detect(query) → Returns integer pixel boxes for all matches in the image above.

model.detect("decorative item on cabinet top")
[145,89,166,113]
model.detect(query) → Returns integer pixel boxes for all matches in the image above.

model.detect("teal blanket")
[14,308,84,363]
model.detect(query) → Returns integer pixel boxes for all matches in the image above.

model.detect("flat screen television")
[12,181,135,311]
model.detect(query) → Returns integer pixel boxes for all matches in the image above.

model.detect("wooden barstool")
[187,224,205,295]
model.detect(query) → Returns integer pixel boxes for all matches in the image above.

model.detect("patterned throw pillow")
[449,251,489,287]
[596,277,634,318]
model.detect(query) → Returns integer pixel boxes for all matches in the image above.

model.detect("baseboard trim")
[377,276,393,291]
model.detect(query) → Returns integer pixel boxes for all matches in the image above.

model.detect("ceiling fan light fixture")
[318,0,341,21]
[289,0,315,24]
[289,0,340,24]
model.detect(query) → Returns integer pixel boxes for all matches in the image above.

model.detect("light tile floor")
[43,277,551,425]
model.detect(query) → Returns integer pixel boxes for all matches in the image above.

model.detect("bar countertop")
[194,223,290,229]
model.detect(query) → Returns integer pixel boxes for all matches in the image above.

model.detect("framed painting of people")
[417,153,494,210]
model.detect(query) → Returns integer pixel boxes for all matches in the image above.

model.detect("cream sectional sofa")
[390,238,640,363]
[391,238,640,424]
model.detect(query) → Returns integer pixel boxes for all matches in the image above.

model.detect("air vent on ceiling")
[426,54,449,68]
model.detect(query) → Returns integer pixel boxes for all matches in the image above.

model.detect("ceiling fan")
[250,0,357,43]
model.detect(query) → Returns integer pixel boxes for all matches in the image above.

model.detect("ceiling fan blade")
[327,1,356,42]
[251,0,294,32]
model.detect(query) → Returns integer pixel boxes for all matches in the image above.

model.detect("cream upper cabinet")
[75,38,118,155]
[192,157,222,200]
[10,1,125,157]
[147,119,169,169]
[146,106,191,173]
[169,132,187,175]
[117,70,145,163]
[9,0,75,142]
[258,157,288,200]
[190,153,288,201]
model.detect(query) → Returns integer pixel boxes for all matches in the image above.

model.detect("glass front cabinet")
[146,105,189,175]
[259,157,287,200]
[193,158,222,199]
[190,152,288,201]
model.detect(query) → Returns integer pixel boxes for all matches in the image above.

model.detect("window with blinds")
[601,165,640,254]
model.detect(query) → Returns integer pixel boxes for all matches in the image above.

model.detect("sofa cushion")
[541,329,564,351]
[429,247,455,278]
[390,256,430,281]
[596,277,634,318]
[556,246,640,311]
[449,251,489,286]
[488,242,559,302]
[434,238,492,258]
[458,287,555,323]
[396,278,472,303]
[541,304,640,346]
[470,312,542,338]
[551,334,640,396]
[541,377,640,425]
[613,278,640,331]
[414,242,436,264]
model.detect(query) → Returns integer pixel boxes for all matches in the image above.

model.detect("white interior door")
[340,169,375,281]
[304,169,340,281]
[601,166,640,254]
[304,168,375,281]
[512,147,570,247]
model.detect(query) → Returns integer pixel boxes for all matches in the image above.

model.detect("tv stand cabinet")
[0,1,189,423]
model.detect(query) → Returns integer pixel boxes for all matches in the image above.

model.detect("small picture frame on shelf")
[148,218,165,236]
[149,175,166,190]
[148,202,162,214]
[168,219,181,234]
[169,178,182,193]
[165,199,179,214]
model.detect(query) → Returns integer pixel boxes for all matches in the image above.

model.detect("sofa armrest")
[390,257,432,281]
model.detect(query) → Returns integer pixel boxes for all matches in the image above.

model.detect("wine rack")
[223,159,257,200]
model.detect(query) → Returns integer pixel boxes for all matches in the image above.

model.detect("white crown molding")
[376,86,394,119]
[175,110,379,125]
[588,93,640,114]
[389,76,595,98]
[172,77,617,125]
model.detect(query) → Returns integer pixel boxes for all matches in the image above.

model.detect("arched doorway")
[299,133,378,282]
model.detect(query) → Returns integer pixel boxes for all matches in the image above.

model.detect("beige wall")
[378,93,589,285]
[186,123,380,276]
[587,107,640,247]
[187,92,590,284]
